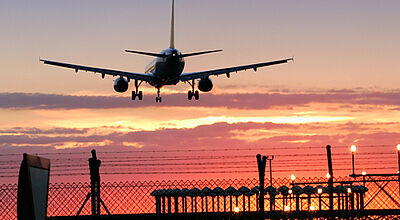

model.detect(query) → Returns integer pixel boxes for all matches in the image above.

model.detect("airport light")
[317,188,323,194]
[310,205,316,211]
[351,145,357,152]
[233,207,240,213]
[284,205,290,211]
[288,189,293,194]
[347,187,352,194]
[290,174,296,182]
[351,145,357,176]
[362,171,367,176]
[326,173,331,179]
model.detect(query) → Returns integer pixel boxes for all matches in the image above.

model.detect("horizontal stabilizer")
[181,49,223,58]
[125,50,167,58]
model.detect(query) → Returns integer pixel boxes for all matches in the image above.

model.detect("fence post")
[89,150,102,218]
[167,196,171,213]
[257,154,267,218]
[89,151,97,217]
[327,145,334,220]
[174,196,179,213]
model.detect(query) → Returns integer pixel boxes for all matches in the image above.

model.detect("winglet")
[170,0,175,48]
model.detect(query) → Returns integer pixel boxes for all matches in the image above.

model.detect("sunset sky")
[1,0,400,185]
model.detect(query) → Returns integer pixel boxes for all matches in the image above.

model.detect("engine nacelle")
[114,77,129,93]
[198,77,213,92]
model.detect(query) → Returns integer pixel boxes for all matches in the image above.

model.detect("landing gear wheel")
[194,91,199,100]
[156,97,162,103]
[132,80,143,101]
[132,91,136,100]
[138,91,143,100]
[188,91,193,100]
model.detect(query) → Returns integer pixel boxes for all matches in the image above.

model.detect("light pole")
[397,144,400,195]
[266,156,274,186]
[362,171,366,187]
[351,145,357,177]
[290,174,295,211]
[317,188,323,211]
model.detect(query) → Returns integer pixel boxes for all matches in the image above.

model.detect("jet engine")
[198,77,213,92]
[114,77,129,93]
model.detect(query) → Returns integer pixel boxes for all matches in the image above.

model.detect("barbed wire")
[0,151,397,165]
[0,144,397,157]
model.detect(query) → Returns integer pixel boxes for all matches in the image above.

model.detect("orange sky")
[1,0,400,184]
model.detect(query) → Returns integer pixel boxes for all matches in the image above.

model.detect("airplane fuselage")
[145,48,185,88]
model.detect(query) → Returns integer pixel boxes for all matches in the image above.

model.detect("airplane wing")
[40,59,152,82]
[179,58,293,81]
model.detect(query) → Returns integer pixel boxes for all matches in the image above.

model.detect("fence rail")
[1,176,399,219]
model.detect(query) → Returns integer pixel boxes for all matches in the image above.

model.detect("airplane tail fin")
[170,0,175,49]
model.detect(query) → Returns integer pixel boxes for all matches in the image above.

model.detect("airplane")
[41,0,293,103]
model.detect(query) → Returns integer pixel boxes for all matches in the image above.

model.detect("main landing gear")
[131,80,143,101]
[187,79,200,100]
[156,88,162,103]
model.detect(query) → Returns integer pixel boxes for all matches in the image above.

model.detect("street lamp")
[351,145,357,176]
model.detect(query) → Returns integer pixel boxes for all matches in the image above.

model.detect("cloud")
[1,121,400,154]
[0,127,89,135]
[1,90,400,110]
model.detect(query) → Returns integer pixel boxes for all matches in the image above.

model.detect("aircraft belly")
[151,60,184,87]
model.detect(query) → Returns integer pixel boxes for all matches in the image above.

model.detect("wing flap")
[179,58,293,81]
[41,59,152,82]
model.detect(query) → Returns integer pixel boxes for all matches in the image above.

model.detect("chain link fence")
[1,176,399,219]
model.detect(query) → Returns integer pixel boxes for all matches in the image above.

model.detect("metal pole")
[319,194,322,211]
[257,154,267,218]
[269,156,274,186]
[398,149,400,195]
[352,152,355,176]
[89,150,96,218]
[92,150,101,217]
[327,145,334,220]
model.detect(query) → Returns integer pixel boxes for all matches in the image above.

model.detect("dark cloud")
[2,90,400,110]
[0,127,89,135]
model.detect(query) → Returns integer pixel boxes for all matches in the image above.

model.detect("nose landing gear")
[156,88,162,103]
[187,79,200,100]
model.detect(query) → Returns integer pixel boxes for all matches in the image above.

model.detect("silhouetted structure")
[76,150,110,218]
